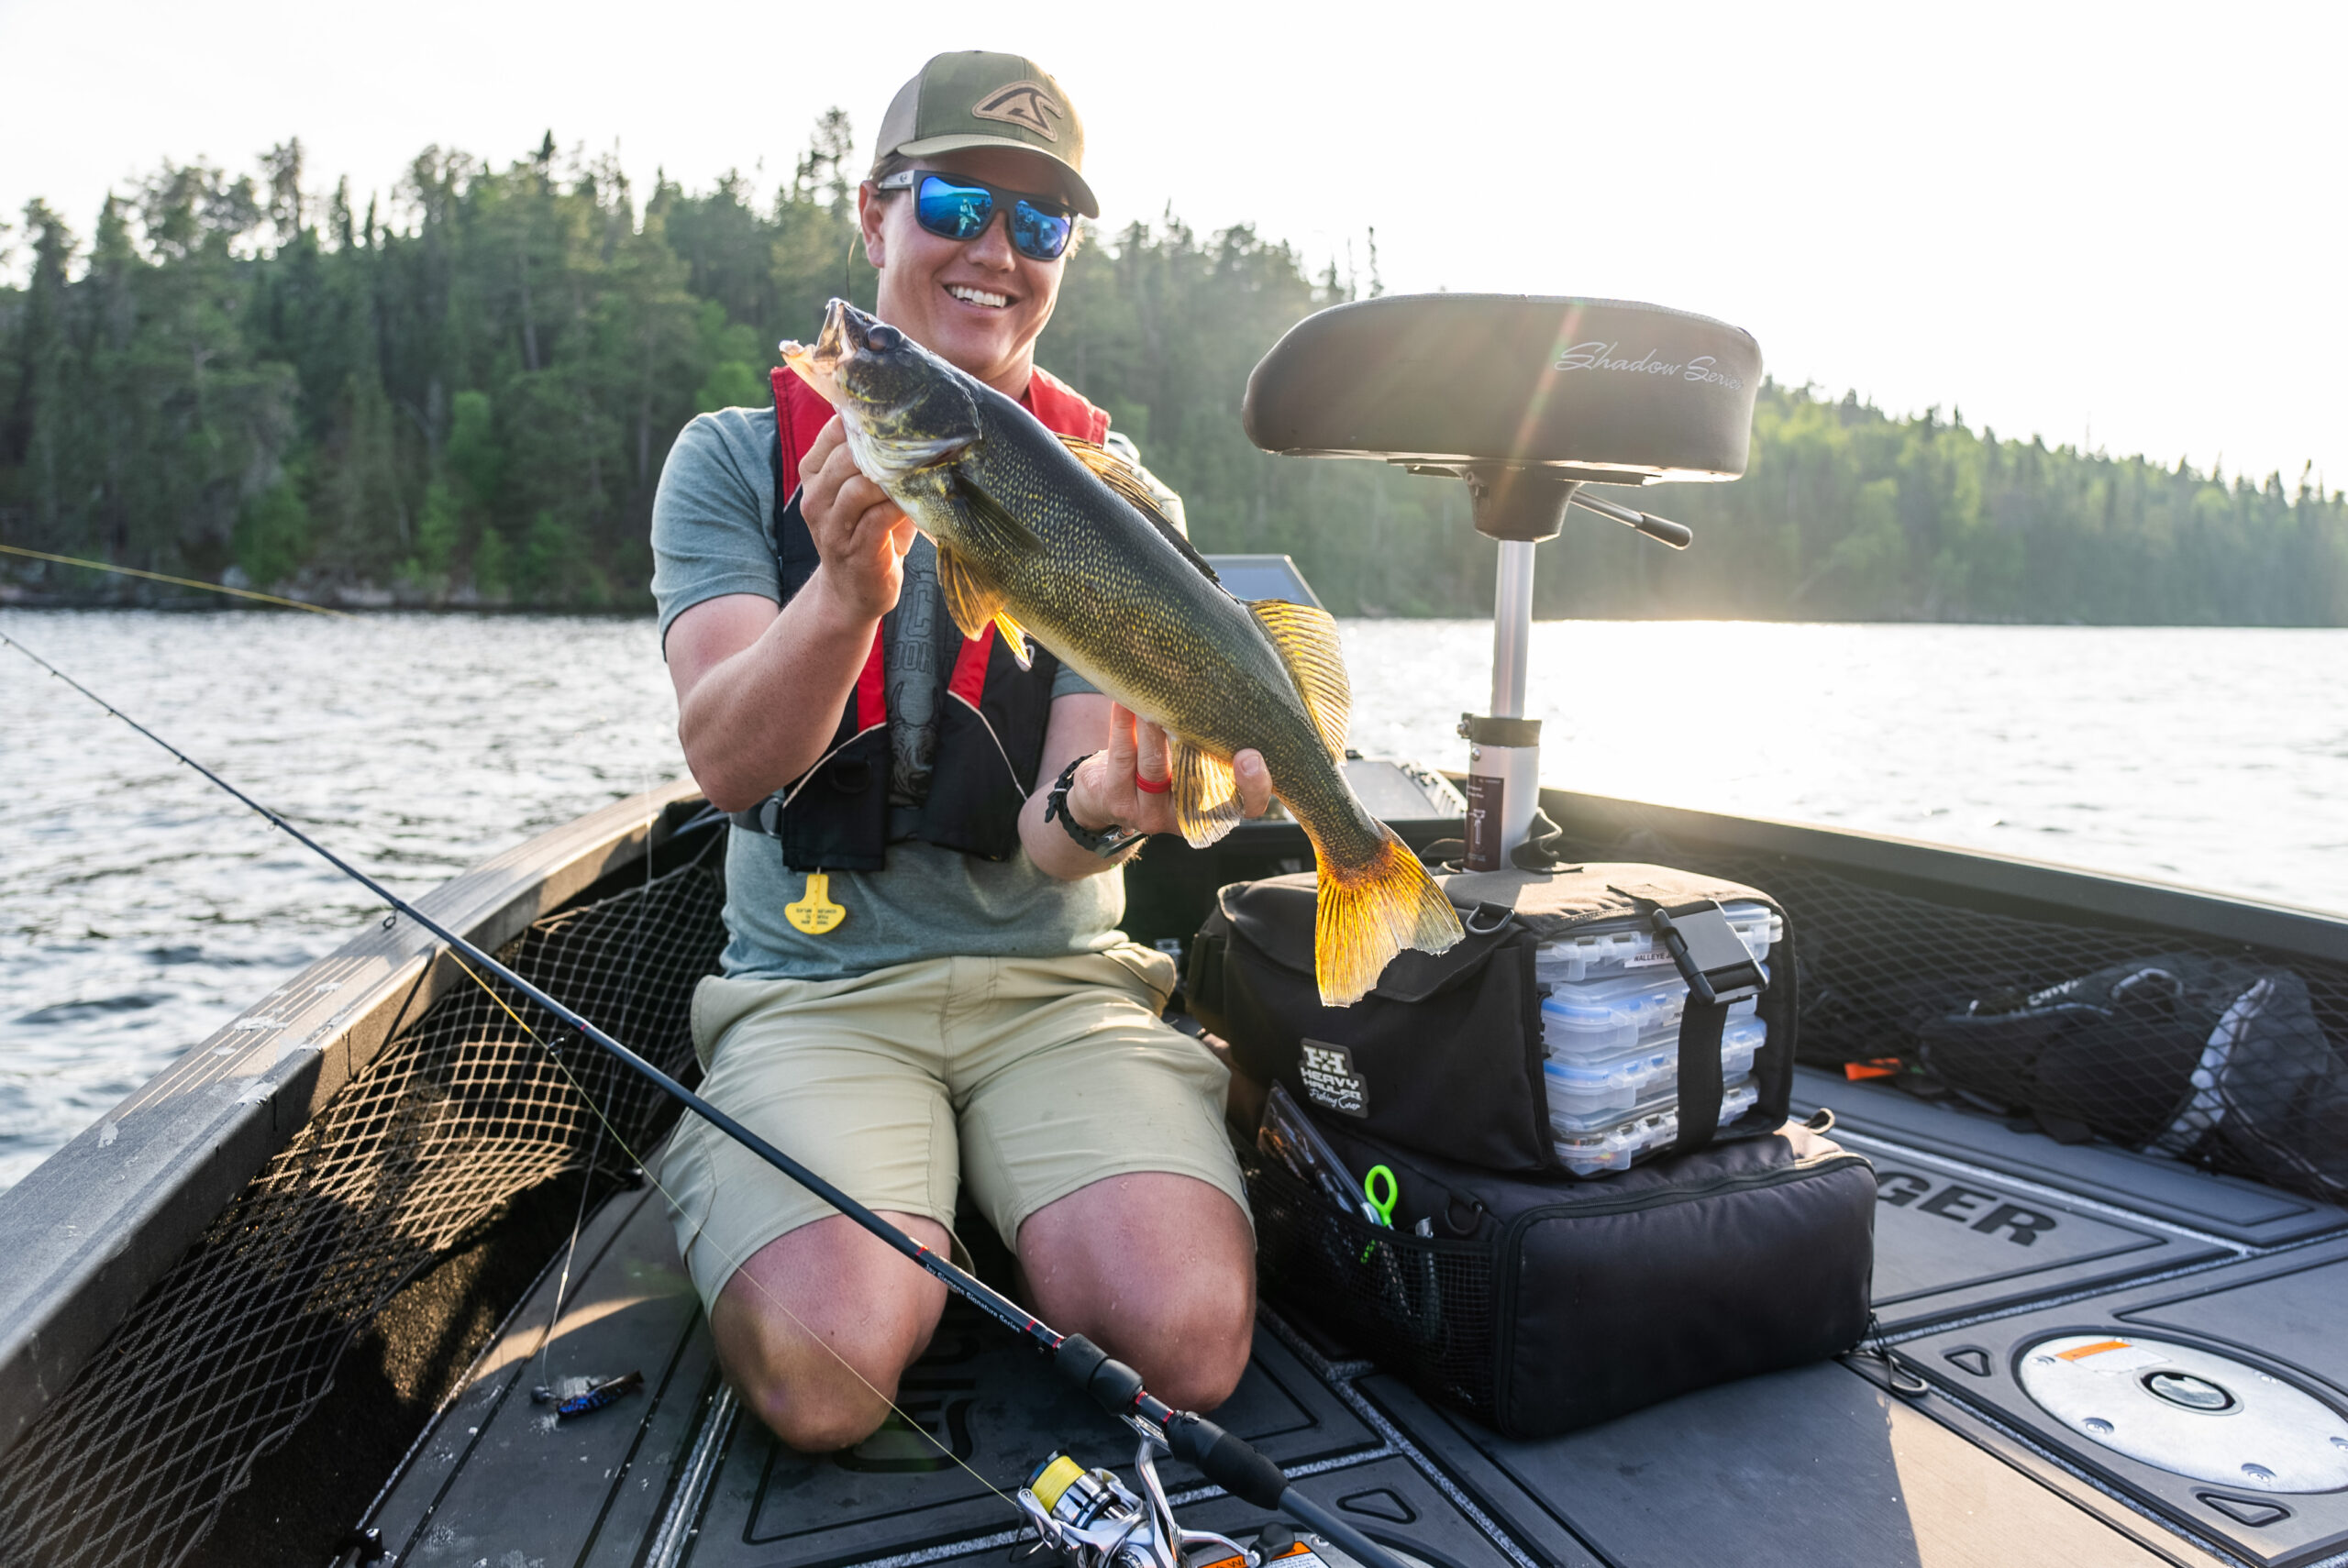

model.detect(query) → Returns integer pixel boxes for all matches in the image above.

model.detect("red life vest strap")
[947,625,997,706]
[1024,366,1113,445]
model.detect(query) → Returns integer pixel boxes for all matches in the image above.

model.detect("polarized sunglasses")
[874,170,1076,262]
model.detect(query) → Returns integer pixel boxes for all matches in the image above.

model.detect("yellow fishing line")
[0,543,352,617]
[441,949,1028,1516]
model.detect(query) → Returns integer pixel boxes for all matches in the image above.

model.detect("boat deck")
[362,1068,2348,1568]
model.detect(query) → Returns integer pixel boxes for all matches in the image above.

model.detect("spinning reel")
[1019,1425,1326,1568]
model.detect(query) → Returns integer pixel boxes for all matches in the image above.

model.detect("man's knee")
[737,1359,896,1452]
[1019,1173,1257,1411]
[720,1302,920,1451]
[710,1212,950,1451]
[1121,1266,1256,1411]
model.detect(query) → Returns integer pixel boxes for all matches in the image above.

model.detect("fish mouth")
[781,298,887,406]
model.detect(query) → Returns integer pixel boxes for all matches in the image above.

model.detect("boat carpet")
[366,1147,2267,1567]
[1895,1238,2348,1568]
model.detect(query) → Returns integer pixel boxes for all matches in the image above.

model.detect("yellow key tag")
[785,872,846,934]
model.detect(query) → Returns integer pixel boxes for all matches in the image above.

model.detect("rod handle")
[1053,1333,1146,1416]
[1164,1412,1289,1508]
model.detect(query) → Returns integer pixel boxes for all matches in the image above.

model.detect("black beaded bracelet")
[1043,752,1143,857]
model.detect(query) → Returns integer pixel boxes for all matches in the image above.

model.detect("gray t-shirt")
[650,403,1120,981]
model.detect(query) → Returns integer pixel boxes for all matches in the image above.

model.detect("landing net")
[0,845,725,1568]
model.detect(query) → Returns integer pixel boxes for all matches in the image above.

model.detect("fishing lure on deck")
[531,1369,643,1419]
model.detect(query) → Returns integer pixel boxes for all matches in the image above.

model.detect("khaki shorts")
[659,943,1246,1310]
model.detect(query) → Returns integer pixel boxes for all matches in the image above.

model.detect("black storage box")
[1246,1116,1877,1437]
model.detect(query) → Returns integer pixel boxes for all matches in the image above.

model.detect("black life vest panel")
[736,366,1109,871]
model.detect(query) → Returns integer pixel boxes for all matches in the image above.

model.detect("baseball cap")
[871,51,1098,218]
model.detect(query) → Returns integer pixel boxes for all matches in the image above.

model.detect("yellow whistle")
[785,871,846,934]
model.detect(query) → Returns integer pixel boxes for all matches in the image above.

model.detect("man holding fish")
[651,51,1456,1452]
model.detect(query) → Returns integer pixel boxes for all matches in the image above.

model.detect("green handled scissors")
[1358,1165,1399,1263]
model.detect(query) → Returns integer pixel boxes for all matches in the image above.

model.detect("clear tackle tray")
[1534,900,1779,987]
[1543,1014,1767,1124]
[1540,965,1767,1061]
[1552,1076,1760,1177]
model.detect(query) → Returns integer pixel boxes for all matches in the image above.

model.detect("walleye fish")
[783,299,1460,1006]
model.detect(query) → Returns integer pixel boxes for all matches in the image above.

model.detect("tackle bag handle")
[1618,893,1772,1154]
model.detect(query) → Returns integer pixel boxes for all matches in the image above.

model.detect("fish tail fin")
[1312,829,1464,1008]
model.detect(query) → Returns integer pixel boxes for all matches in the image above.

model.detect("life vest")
[736,363,1111,871]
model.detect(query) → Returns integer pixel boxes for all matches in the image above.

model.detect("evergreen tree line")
[3,123,2342,624]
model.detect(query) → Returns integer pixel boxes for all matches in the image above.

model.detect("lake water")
[4,610,2344,1188]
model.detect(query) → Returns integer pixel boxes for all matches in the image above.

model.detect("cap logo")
[970,80,1065,142]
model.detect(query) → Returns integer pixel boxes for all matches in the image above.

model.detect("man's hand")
[1065,704,1274,839]
[668,416,914,812]
[800,415,916,623]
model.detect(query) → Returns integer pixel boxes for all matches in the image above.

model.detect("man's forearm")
[1017,693,1131,882]
[677,580,877,812]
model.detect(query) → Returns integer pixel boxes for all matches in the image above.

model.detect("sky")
[2,0,2341,490]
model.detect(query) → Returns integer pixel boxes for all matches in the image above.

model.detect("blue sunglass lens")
[915,177,992,240]
[913,177,1071,260]
[1012,201,1072,260]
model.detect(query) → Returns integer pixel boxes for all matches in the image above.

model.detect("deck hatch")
[1898,1240,2348,1567]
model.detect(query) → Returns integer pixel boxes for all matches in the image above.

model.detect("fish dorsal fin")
[1056,435,1221,587]
[1168,734,1244,849]
[1057,436,1183,534]
[1247,599,1350,763]
[951,471,1046,558]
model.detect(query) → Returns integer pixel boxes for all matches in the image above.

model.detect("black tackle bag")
[1187,863,1800,1173]
[1246,1109,1877,1437]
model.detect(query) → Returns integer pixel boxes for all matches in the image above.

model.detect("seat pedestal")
[1459,475,1575,868]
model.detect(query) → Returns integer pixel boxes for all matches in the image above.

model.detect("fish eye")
[867,324,903,351]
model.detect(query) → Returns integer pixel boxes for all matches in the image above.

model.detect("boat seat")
[1242,293,1763,484]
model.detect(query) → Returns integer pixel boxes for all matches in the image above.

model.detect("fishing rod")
[0,628,1417,1568]
[0,542,352,615]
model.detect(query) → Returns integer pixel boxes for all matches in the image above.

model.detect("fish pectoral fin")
[939,538,1037,666]
[1056,436,1220,586]
[936,545,1006,643]
[950,471,1047,558]
[1247,599,1352,763]
[994,610,1036,670]
[1168,735,1246,849]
